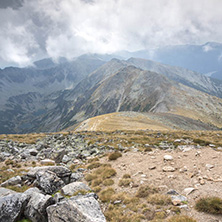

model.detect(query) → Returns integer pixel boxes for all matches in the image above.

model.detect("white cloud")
[0,0,222,67]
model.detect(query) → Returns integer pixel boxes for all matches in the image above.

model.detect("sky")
[0,0,222,68]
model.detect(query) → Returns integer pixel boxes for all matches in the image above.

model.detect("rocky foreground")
[1,131,222,221]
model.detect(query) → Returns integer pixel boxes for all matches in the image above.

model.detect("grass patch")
[88,157,99,163]
[85,174,97,182]
[91,178,103,187]
[136,185,159,198]
[93,186,102,193]
[118,178,132,187]
[195,197,222,214]
[147,193,172,205]
[94,166,117,179]
[6,185,31,193]
[167,215,197,222]
[18,219,32,222]
[123,174,131,179]
[87,162,101,170]
[108,152,122,161]
[103,179,114,186]
[99,188,115,202]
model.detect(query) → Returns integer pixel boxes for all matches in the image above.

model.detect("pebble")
[183,187,196,195]
[162,166,176,172]
[164,155,173,161]
[206,164,214,170]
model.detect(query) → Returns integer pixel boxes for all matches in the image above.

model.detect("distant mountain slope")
[0,56,105,133]
[1,56,222,133]
[30,63,222,132]
[127,57,222,98]
[120,42,222,80]
[0,56,105,108]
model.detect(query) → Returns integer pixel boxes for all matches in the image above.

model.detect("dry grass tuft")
[118,178,132,187]
[103,179,114,186]
[167,215,197,222]
[195,197,222,214]
[122,174,131,179]
[147,193,172,205]
[99,187,115,202]
[108,151,122,161]
[136,185,159,198]
[87,162,101,170]
[85,174,97,182]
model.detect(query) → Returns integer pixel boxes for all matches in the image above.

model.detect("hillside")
[1,57,222,133]
[72,112,219,132]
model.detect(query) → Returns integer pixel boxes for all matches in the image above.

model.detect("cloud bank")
[0,0,222,67]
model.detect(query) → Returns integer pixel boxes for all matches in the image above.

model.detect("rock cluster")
[0,133,113,163]
[0,165,106,222]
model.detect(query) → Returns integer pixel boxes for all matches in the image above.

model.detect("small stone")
[149,166,156,170]
[167,189,179,195]
[1,176,22,187]
[183,188,196,196]
[206,164,214,170]
[171,195,187,206]
[61,182,91,196]
[164,155,173,161]
[29,149,38,156]
[163,166,176,172]
[113,200,122,205]
[40,159,55,165]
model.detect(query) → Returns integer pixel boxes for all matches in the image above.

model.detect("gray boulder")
[24,188,55,222]
[36,170,65,194]
[27,166,71,184]
[70,172,84,183]
[1,176,22,187]
[52,149,67,163]
[0,193,29,222]
[47,194,106,222]
[0,188,17,197]
[61,182,91,196]
[29,148,38,156]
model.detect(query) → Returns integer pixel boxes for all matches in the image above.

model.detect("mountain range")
[1,42,222,134]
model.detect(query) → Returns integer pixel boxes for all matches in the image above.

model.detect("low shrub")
[118,178,132,187]
[123,174,131,179]
[103,179,114,186]
[195,197,222,214]
[147,193,172,205]
[99,188,115,202]
[136,185,159,198]
[88,157,99,163]
[91,179,102,187]
[108,152,122,161]
[167,215,197,222]
[85,174,97,182]
[102,168,117,179]
[87,162,101,170]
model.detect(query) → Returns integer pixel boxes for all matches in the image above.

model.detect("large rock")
[0,188,17,197]
[36,170,65,194]
[24,188,55,222]
[61,182,91,196]
[27,166,72,184]
[1,176,22,187]
[0,193,29,222]
[47,194,106,222]
[52,149,67,163]
[70,172,84,183]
